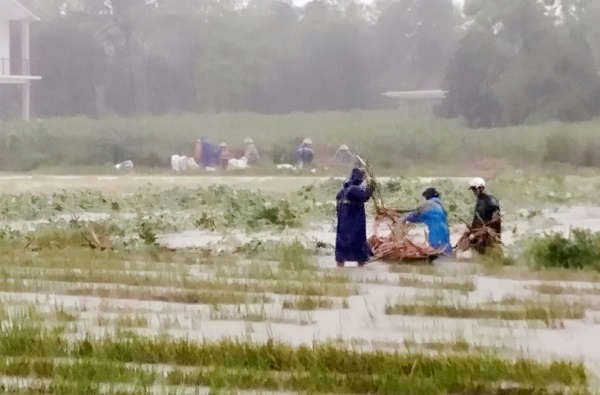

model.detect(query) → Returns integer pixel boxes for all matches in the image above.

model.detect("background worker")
[335,167,376,267]
[333,144,357,168]
[198,137,220,169]
[243,137,260,164]
[404,187,452,255]
[218,142,231,170]
[468,177,502,252]
[295,138,315,169]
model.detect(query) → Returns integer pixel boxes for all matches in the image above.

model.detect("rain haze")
[0,0,600,394]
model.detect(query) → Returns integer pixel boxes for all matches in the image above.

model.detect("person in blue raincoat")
[295,138,315,169]
[404,187,452,255]
[335,167,375,267]
[198,137,220,168]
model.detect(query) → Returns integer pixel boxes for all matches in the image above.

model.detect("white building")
[0,0,41,121]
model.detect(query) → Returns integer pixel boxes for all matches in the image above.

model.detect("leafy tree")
[440,0,600,126]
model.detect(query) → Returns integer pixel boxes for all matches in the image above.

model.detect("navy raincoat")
[405,197,452,255]
[200,138,220,168]
[295,145,314,165]
[335,168,374,263]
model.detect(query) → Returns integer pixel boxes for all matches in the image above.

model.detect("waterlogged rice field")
[0,175,600,394]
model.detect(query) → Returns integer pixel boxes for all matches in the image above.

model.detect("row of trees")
[11,0,600,127]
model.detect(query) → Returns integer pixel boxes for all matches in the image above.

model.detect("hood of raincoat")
[422,187,440,200]
[349,167,365,186]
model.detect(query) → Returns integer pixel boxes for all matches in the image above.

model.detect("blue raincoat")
[295,145,314,165]
[335,168,373,263]
[405,197,452,255]
[200,138,220,167]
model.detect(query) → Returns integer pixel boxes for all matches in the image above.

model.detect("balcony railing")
[0,58,31,76]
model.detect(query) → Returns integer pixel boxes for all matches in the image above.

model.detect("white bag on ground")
[228,156,249,171]
[171,155,182,172]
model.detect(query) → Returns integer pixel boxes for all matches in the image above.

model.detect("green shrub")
[525,229,600,270]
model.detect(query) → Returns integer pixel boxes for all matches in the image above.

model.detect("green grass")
[0,278,270,305]
[525,229,600,271]
[3,266,357,298]
[215,262,350,283]
[3,110,600,172]
[531,283,600,296]
[281,296,335,311]
[396,276,476,293]
[385,299,585,325]
[0,322,587,394]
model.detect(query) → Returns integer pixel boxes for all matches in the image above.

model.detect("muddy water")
[154,205,600,385]
[3,175,600,387]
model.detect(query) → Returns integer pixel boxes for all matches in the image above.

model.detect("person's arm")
[346,185,373,203]
[405,204,425,223]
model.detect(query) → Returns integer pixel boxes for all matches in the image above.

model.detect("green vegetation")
[395,276,476,293]
[4,112,600,172]
[385,299,585,326]
[0,185,311,230]
[0,322,587,394]
[531,284,600,296]
[282,296,335,311]
[525,229,600,271]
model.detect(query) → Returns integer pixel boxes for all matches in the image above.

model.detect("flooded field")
[0,174,598,394]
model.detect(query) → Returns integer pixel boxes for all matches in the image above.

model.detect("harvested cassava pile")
[369,208,439,262]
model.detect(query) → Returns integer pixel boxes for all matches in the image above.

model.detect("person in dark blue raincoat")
[294,138,315,168]
[335,167,375,267]
[405,187,452,256]
[199,137,220,168]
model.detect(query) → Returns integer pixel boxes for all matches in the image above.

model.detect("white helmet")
[468,177,486,189]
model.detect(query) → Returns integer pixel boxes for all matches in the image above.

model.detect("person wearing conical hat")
[294,138,314,169]
[333,144,356,167]
[243,137,260,164]
[218,142,231,170]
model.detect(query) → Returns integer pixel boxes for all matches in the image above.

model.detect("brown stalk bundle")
[354,155,438,261]
[369,208,439,262]
[455,221,501,254]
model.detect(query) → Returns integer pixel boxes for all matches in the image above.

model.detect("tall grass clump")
[0,322,588,394]
[525,229,600,270]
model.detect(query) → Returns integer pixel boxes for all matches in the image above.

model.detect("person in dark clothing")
[295,138,315,169]
[199,137,220,168]
[335,167,375,267]
[468,177,501,252]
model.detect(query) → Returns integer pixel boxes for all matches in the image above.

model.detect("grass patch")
[525,229,600,271]
[531,283,600,296]
[282,296,335,311]
[4,266,357,297]
[215,262,350,283]
[0,278,270,305]
[385,299,585,325]
[0,322,587,394]
[5,111,600,174]
[396,276,476,293]
[97,314,149,328]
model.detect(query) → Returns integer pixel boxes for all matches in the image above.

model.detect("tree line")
[9,0,600,127]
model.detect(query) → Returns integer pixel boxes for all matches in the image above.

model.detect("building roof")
[1,0,40,21]
[381,90,447,100]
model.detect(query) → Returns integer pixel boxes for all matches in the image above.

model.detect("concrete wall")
[0,19,9,74]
